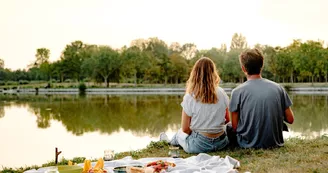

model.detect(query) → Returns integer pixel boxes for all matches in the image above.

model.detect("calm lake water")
[0,93,327,168]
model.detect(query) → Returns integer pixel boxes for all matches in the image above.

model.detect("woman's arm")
[181,110,192,135]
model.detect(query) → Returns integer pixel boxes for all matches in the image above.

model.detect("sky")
[0,0,327,70]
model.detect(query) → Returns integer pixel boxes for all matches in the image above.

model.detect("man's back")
[229,78,292,148]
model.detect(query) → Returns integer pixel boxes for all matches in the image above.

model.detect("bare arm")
[231,112,239,132]
[225,108,230,124]
[284,107,294,124]
[181,110,192,135]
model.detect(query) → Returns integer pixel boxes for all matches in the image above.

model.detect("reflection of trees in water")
[25,95,182,136]
[289,95,328,133]
[0,104,4,118]
[2,94,328,136]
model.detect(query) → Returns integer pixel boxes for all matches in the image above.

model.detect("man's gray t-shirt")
[229,78,292,148]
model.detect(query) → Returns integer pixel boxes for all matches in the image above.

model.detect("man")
[229,48,294,148]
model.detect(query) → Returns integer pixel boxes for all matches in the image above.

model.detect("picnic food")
[146,160,176,172]
[83,158,107,173]
[126,166,146,173]
[83,160,92,173]
[125,166,155,173]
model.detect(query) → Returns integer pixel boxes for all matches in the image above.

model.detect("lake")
[0,93,327,168]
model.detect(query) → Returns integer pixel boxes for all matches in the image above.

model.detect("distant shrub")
[50,79,57,83]
[19,80,30,85]
[6,81,18,85]
[64,79,73,83]
[0,81,5,86]
[83,78,91,83]
[284,85,292,92]
[45,83,52,89]
[78,82,87,93]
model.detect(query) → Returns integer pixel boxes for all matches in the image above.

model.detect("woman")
[160,57,230,153]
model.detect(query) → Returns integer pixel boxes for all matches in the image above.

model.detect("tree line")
[0,33,327,87]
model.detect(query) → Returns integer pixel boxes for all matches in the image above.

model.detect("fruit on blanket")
[83,160,92,173]
[94,158,104,169]
[146,160,176,172]
[88,168,107,173]
[83,158,107,173]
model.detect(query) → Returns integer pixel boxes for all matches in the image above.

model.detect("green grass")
[2,136,328,173]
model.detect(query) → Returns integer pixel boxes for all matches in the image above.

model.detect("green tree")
[168,53,188,84]
[223,50,242,82]
[0,58,4,69]
[230,33,248,51]
[275,47,294,83]
[35,48,50,67]
[92,46,121,87]
[169,42,182,54]
[61,41,85,81]
[145,37,170,85]
[121,46,151,85]
[181,43,198,60]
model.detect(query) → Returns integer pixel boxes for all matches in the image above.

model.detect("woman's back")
[182,87,228,134]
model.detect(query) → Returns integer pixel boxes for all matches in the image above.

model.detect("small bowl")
[113,166,127,173]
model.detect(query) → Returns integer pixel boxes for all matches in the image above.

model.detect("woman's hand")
[181,110,192,135]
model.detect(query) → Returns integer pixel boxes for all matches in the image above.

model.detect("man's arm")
[284,107,294,124]
[181,110,192,135]
[225,108,230,124]
[231,112,239,132]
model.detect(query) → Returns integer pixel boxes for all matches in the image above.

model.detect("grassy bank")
[2,136,328,173]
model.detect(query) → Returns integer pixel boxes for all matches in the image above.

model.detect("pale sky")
[0,0,327,70]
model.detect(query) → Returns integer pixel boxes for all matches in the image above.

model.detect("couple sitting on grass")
[160,48,295,153]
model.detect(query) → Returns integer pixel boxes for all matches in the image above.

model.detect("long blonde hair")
[186,57,220,104]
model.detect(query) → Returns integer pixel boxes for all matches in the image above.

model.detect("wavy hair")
[186,57,220,104]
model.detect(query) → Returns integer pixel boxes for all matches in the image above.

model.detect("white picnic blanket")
[25,153,240,173]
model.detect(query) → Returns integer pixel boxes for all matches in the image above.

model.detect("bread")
[126,166,145,173]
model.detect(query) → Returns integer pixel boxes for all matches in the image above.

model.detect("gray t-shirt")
[181,87,229,134]
[229,78,292,148]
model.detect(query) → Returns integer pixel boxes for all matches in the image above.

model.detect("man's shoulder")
[262,78,280,86]
[262,79,285,92]
[231,82,247,93]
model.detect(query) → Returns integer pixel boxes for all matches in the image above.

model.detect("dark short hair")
[239,48,264,75]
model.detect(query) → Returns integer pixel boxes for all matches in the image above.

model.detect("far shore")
[1,83,328,95]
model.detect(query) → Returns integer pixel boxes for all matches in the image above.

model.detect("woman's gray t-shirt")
[229,78,292,148]
[181,87,229,134]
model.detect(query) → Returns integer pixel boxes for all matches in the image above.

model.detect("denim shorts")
[170,129,229,154]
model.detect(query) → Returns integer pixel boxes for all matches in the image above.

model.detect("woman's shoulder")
[183,93,193,100]
[217,86,227,95]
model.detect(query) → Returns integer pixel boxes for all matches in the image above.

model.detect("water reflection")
[0,94,327,168]
[1,94,328,137]
[0,94,327,137]
[0,105,4,118]
[1,94,182,137]
[289,94,328,136]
